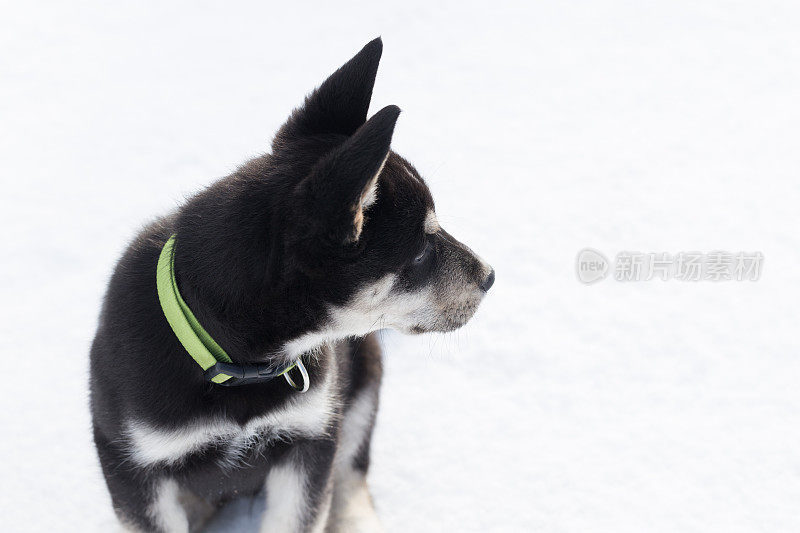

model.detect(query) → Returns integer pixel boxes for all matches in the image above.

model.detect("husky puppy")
[90,38,494,533]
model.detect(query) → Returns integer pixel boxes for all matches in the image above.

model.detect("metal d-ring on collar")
[283,359,310,393]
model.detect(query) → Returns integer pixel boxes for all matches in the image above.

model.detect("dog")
[90,38,494,533]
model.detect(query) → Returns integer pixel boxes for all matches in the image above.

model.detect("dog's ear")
[280,38,383,139]
[296,104,400,246]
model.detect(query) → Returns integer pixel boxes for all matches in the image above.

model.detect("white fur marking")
[150,478,188,533]
[424,210,440,234]
[353,152,388,240]
[331,476,384,533]
[329,387,384,531]
[126,357,337,467]
[368,153,389,206]
[360,179,378,210]
[283,275,394,356]
[284,273,438,346]
[336,387,378,471]
[360,153,386,210]
[260,464,307,533]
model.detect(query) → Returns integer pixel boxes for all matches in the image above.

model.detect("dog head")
[274,38,494,347]
[177,39,493,358]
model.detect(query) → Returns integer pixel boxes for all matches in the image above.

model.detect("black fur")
[90,37,492,532]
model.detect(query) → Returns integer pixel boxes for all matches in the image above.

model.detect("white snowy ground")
[2,1,800,531]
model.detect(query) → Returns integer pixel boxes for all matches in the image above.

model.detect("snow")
[2,1,800,531]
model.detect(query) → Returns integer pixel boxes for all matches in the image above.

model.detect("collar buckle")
[203,361,291,386]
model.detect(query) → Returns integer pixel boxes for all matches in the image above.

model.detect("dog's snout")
[480,269,495,292]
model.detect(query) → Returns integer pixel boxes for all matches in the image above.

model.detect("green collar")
[156,235,306,390]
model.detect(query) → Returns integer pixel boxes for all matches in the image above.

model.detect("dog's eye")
[413,242,432,264]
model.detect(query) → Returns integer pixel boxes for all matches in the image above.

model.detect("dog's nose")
[480,269,495,292]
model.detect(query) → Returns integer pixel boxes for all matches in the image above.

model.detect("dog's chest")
[127,366,338,468]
